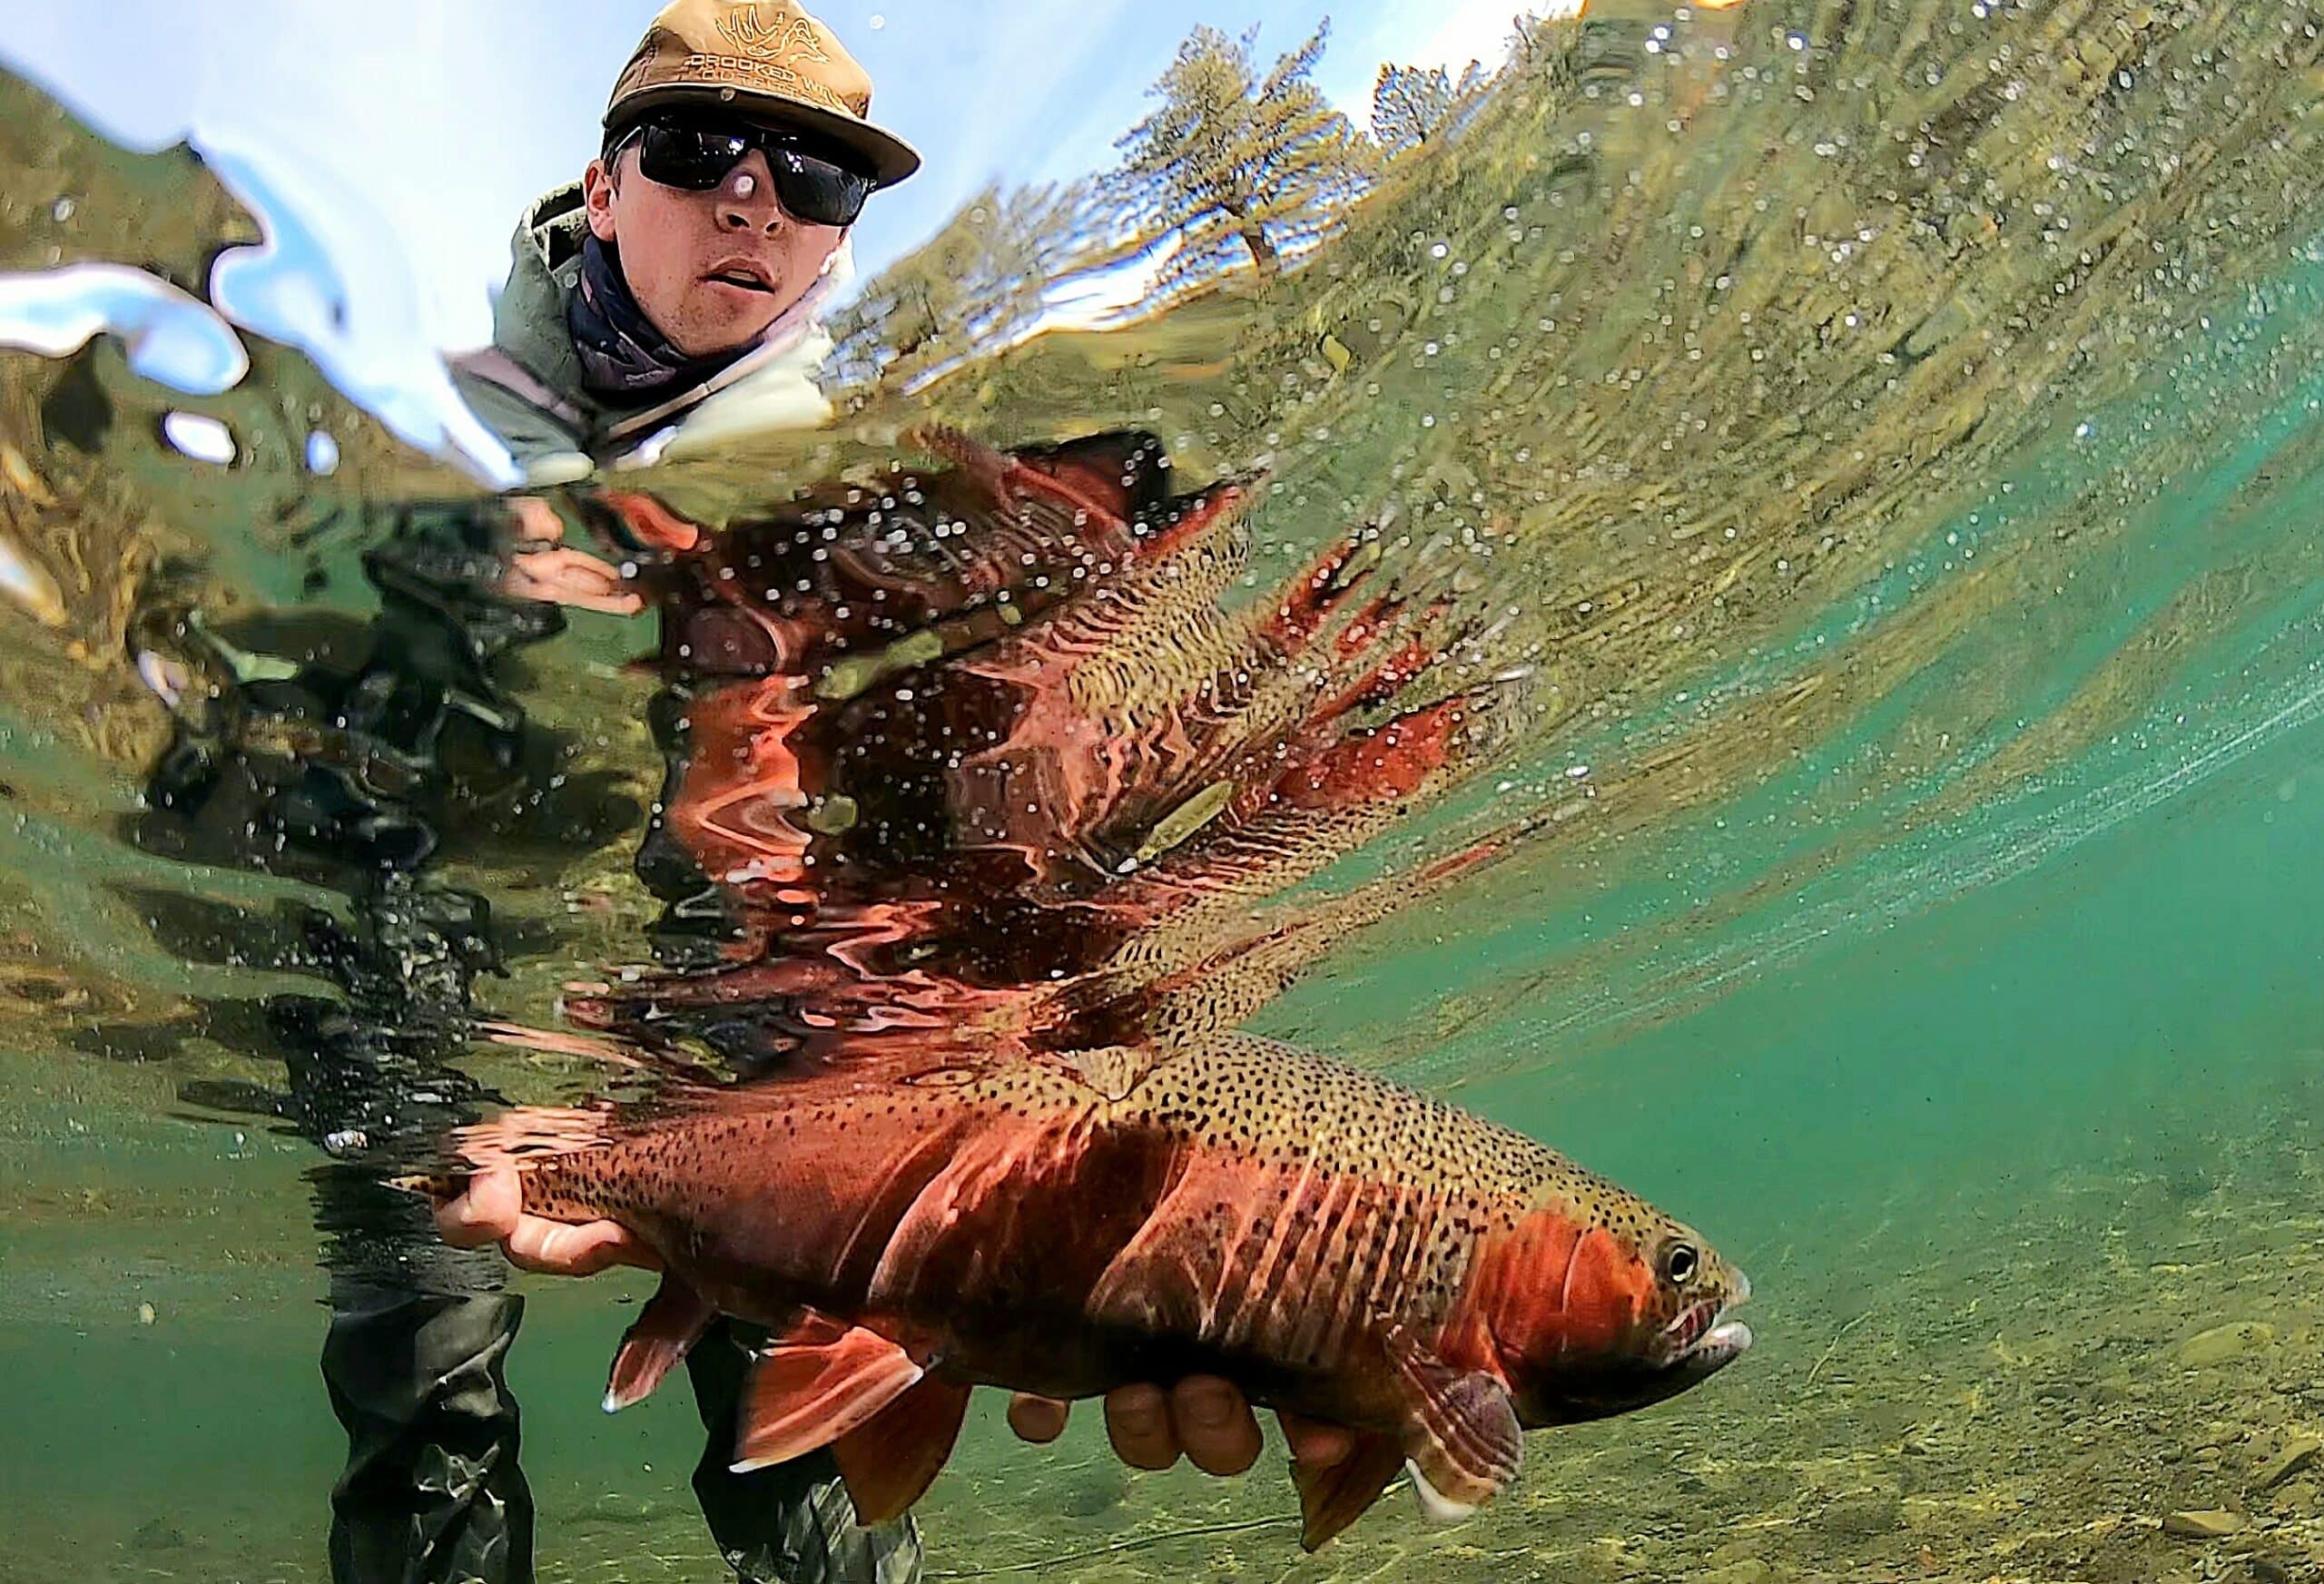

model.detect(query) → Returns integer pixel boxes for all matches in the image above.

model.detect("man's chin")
[671,298,784,359]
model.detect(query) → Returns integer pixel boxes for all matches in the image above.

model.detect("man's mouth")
[704,261,775,293]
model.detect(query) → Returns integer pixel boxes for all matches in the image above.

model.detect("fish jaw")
[1466,1205,1754,1430]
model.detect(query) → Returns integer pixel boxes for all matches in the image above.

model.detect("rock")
[1904,300,1974,359]
[1820,1491,1902,1538]
[1802,188,1854,243]
[1699,1562,1770,1584]
[1058,1463,1130,1520]
[2162,1509,2248,1540]
[2269,1478,2317,1510]
[580,1492,662,1526]
[130,1520,186,1551]
[2175,1322,2276,1368]
[2253,1435,2321,1491]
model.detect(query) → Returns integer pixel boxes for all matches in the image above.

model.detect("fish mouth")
[1684,1317,1753,1372]
[1657,1270,1753,1372]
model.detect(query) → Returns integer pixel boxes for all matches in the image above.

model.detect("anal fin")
[1385,1325,1522,1519]
[733,1312,924,1473]
[830,1373,974,1524]
[1294,1430,1407,1550]
[605,1273,715,1412]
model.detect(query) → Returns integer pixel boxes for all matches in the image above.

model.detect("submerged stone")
[2161,1509,2246,1540]
[2253,1435,2320,1492]
[2173,1322,2275,1368]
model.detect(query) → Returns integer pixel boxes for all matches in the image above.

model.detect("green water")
[5,2,2324,1580]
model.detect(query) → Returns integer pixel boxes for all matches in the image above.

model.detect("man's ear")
[583,158,620,242]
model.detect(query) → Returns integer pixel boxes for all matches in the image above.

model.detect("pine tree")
[826,182,1102,391]
[1372,60,1486,156]
[1108,22,1374,291]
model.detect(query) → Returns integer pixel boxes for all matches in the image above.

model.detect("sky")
[0,0,1569,357]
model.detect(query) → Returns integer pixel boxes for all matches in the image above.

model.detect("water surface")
[3,4,2323,1580]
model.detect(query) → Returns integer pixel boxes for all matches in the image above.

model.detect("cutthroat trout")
[420,428,1751,1548]
[438,1031,1748,1548]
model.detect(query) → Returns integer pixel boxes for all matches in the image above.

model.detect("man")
[430,5,1353,1581]
[449,0,911,482]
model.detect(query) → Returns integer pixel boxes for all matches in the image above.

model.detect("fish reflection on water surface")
[412,428,1751,1548]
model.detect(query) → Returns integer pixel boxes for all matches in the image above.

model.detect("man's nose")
[715,150,786,233]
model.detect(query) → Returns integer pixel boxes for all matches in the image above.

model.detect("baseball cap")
[604,0,921,185]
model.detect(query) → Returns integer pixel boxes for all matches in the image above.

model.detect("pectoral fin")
[604,1273,715,1412]
[733,1313,924,1473]
[1384,1326,1522,1520]
[830,1373,974,1524]
[1293,1430,1407,1550]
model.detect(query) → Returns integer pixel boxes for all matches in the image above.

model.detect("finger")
[1172,1375,1263,1477]
[435,1166,521,1248]
[1278,1410,1357,1471]
[508,497,566,546]
[1103,1382,1180,1471]
[503,1215,656,1277]
[1006,1393,1069,1445]
[505,551,646,616]
[505,548,646,616]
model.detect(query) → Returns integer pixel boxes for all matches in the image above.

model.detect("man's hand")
[435,1164,660,1276]
[1007,1384,1357,1478]
[438,1165,1361,1481]
[502,497,645,617]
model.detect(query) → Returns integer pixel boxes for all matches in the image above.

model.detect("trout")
[427,1033,1748,1548]
[419,428,1751,1548]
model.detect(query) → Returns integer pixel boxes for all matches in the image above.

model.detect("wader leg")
[684,1319,925,1584]
[320,1273,536,1584]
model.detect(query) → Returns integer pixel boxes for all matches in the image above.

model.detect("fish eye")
[1660,1241,1700,1286]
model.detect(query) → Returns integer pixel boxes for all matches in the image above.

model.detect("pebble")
[2162,1509,2247,1540]
[2253,1435,2320,1491]
[2269,1478,2317,1510]
[130,1519,186,1551]
[1058,1463,1131,1520]
[1819,1491,1902,1537]
[581,1493,662,1526]
[2175,1323,2275,1368]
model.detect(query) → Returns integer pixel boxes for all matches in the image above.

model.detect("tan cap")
[605,0,921,186]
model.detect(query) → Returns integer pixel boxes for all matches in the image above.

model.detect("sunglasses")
[613,115,875,226]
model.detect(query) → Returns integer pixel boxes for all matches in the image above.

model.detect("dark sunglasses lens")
[635,124,746,190]
[632,120,873,221]
[767,148,871,225]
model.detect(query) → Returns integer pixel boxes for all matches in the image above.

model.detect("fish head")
[1473,1186,1751,1429]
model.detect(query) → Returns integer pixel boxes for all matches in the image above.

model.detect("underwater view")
[4,1,2324,1580]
